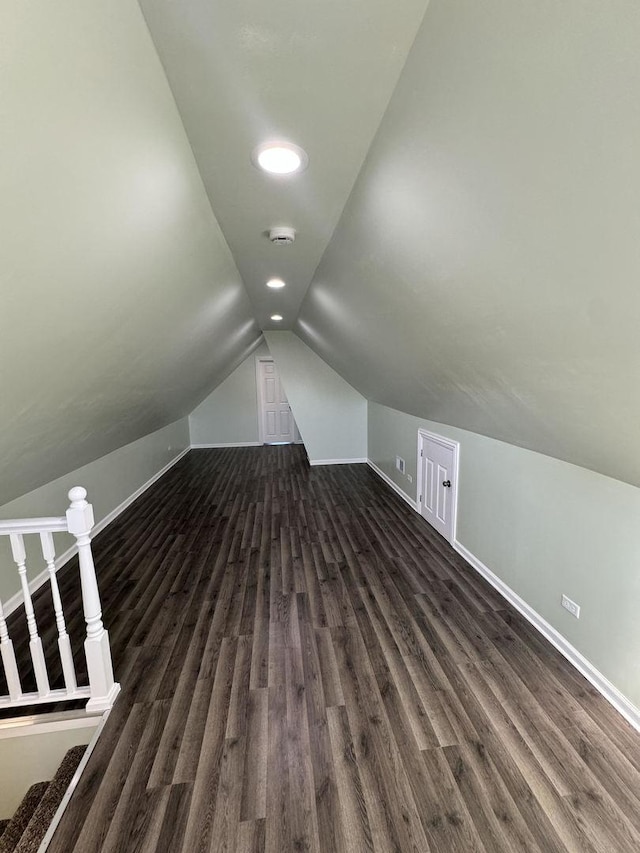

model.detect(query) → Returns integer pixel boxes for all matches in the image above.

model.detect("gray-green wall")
[369,401,640,708]
[189,341,270,446]
[1,0,257,507]
[0,419,189,604]
[298,0,640,489]
[265,332,367,463]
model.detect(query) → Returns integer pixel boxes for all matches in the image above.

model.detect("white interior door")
[257,359,300,444]
[418,431,458,542]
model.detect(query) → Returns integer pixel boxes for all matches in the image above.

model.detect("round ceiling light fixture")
[266,278,286,289]
[253,141,308,175]
[270,314,283,322]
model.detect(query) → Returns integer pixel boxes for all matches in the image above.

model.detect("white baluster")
[40,531,77,694]
[66,487,120,712]
[0,596,22,701]
[9,533,50,696]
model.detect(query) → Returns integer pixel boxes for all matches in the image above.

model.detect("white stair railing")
[0,487,120,713]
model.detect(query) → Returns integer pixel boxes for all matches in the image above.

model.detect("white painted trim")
[85,682,121,714]
[37,708,111,853]
[366,460,419,512]
[367,456,640,732]
[0,710,100,740]
[0,517,67,536]
[453,539,640,733]
[0,687,91,712]
[310,458,368,467]
[89,446,190,539]
[191,442,261,449]
[255,356,269,445]
[417,429,460,544]
[4,447,191,617]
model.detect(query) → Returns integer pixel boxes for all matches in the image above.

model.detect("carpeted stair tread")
[13,745,87,853]
[0,783,49,853]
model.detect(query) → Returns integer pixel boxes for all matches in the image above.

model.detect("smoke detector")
[268,226,296,245]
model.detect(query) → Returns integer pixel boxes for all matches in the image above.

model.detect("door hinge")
[420,449,423,457]
[419,494,422,502]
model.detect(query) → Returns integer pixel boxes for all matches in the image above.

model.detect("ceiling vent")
[269,226,296,245]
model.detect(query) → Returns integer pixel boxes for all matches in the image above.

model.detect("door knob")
[442,480,451,488]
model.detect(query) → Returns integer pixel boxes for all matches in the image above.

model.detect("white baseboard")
[367,459,419,512]
[453,540,640,733]
[366,456,640,732]
[92,447,191,539]
[4,447,191,618]
[10,443,638,735]
[191,442,261,449]
[309,457,368,466]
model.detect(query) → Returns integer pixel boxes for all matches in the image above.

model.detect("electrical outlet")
[395,455,405,474]
[561,594,580,619]
[407,474,413,483]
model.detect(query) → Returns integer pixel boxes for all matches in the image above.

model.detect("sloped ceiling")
[2,0,432,505]
[0,0,260,505]
[5,0,640,504]
[138,0,430,330]
[296,0,640,487]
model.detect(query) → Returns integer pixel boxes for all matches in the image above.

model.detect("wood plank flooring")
[10,445,640,851]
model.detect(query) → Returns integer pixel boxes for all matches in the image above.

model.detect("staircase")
[0,486,119,716]
[0,745,85,853]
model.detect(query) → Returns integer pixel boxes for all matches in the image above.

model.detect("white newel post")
[66,487,120,712]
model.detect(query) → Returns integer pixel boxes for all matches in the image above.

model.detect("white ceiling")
[138,0,430,330]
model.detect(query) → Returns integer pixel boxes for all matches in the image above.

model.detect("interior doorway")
[417,430,459,543]
[256,358,301,444]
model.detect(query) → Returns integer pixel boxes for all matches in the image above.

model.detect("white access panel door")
[258,359,299,444]
[418,432,458,543]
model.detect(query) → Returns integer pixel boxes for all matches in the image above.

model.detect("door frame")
[416,429,460,543]
[255,356,273,445]
[255,357,301,445]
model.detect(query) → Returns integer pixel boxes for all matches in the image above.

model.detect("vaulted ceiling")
[3,0,640,505]
[138,0,429,329]
[1,0,263,505]
[295,0,640,487]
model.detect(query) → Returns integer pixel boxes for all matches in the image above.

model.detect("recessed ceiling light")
[266,278,286,289]
[253,142,308,175]
[270,314,283,322]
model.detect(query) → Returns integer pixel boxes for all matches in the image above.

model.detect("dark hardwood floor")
[10,445,640,851]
